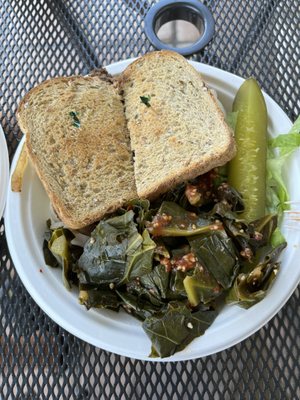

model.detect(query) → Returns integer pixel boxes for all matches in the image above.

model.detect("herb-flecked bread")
[17,69,137,229]
[119,50,236,199]
[17,52,236,229]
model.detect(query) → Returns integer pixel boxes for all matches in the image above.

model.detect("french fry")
[11,143,28,192]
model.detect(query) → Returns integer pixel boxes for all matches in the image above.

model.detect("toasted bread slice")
[119,50,236,199]
[17,70,137,229]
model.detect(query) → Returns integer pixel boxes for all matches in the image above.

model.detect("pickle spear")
[228,78,268,221]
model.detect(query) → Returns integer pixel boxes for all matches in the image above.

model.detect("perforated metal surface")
[1,1,300,398]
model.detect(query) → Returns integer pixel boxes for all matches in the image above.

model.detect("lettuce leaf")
[226,111,239,131]
[269,116,300,155]
[267,116,300,216]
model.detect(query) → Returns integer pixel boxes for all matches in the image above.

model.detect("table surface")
[1,1,299,399]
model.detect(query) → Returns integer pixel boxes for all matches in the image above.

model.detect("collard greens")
[77,211,155,286]
[143,301,218,358]
[44,169,287,358]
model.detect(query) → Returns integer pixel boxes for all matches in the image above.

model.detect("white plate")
[5,59,300,362]
[0,125,9,219]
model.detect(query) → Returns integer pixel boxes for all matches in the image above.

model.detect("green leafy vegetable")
[215,183,244,213]
[43,239,60,268]
[117,291,162,320]
[140,95,151,107]
[266,154,289,215]
[269,116,300,156]
[45,227,81,289]
[147,201,219,237]
[125,198,151,230]
[270,227,286,247]
[184,171,217,207]
[226,243,286,308]
[78,211,156,286]
[267,116,300,216]
[78,211,137,285]
[183,265,222,306]
[167,270,187,300]
[69,111,80,128]
[140,264,170,300]
[188,231,239,289]
[79,289,120,311]
[126,278,164,307]
[226,111,239,131]
[142,301,217,358]
[121,229,156,284]
[153,238,170,260]
[49,229,72,289]
[251,214,277,243]
[154,182,188,209]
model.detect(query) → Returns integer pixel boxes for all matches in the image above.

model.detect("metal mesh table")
[1,1,299,398]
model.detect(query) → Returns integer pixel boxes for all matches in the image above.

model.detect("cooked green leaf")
[210,201,237,221]
[47,227,76,289]
[43,239,60,268]
[117,291,162,320]
[168,270,187,299]
[183,265,222,306]
[121,229,156,284]
[223,214,277,258]
[226,242,286,308]
[188,231,239,289]
[147,201,218,237]
[153,238,170,260]
[126,198,151,231]
[143,301,217,358]
[223,219,255,256]
[175,307,218,354]
[215,183,244,213]
[78,211,156,286]
[126,278,164,307]
[140,264,170,300]
[184,171,216,207]
[154,182,188,209]
[78,211,137,285]
[79,289,120,311]
[251,214,277,245]
[170,244,191,258]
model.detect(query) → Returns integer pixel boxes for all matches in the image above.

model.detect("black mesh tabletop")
[1,1,300,399]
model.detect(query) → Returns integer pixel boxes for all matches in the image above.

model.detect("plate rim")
[0,124,9,219]
[5,58,299,362]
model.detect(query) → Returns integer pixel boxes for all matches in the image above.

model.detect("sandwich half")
[17,70,137,229]
[119,50,236,199]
